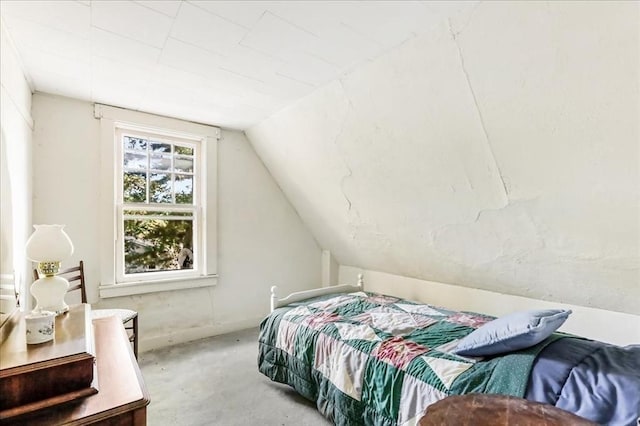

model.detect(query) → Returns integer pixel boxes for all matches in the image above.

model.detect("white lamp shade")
[25,224,74,262]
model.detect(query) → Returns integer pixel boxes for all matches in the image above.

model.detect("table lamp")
[25,224,74,314]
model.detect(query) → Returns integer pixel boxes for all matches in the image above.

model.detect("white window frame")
[115,126,205,284]
[95,104,218,298]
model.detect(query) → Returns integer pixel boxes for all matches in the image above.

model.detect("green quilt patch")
[362,358,404,423]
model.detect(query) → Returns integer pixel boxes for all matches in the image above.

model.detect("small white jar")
[25,311,56,344]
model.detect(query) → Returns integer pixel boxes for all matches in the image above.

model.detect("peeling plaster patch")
[464,173,474,191]
[448,19,509,206]
[339,77,357,111]
[340,168,354,211]
[335,79,357,215]
[427,195,639,314]
[446,1,482,37]
[432,200,544,267]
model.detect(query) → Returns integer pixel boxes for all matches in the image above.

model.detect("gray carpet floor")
[138,328,330,426]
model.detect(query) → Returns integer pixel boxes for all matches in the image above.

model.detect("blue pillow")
[453,309,572,357]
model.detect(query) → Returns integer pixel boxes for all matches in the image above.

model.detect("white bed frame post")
[270,274,364,312]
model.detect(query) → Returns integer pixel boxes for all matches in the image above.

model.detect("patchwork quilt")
[258,292,558,426]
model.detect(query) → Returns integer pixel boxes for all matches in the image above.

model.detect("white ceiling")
[0,1,476,130]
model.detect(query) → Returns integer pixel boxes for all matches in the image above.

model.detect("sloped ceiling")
[0,0,476,129]
[247,1,640,314]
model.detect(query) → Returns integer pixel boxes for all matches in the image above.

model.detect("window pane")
[175,146,193,155]
[150,142,171,153]
[123,152,147,170]
[124,219,194,274]
[124,136,147,151]
[175,175,193,204]
[174,156,193,173]
[123,172,147,202]
[150,154,171,171]
[150,173,172,203]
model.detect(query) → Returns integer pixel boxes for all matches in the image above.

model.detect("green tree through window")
[120,133,199,276]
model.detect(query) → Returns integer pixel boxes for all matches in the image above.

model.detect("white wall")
[31,93,321,351]
[340,266,640,346]
[0,21,33,309]
[247,2,640,315]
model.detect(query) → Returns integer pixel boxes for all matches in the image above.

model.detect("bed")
[258,277,640,425]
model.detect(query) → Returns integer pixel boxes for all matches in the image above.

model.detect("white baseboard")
[140,315,264,352]
[339,266,640,346]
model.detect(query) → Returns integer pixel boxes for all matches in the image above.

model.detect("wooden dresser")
[0,306,149,425]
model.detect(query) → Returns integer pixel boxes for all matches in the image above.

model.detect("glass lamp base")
[31,275,69,314]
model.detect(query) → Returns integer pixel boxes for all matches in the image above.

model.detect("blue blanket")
[525,338,640,425]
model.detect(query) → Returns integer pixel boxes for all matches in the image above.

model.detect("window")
[115,126,205,283]
[96,104,218,298]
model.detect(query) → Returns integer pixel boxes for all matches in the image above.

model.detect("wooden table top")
[0,304,93,371]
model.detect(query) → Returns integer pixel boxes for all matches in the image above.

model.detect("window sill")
[99,274,218,298]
